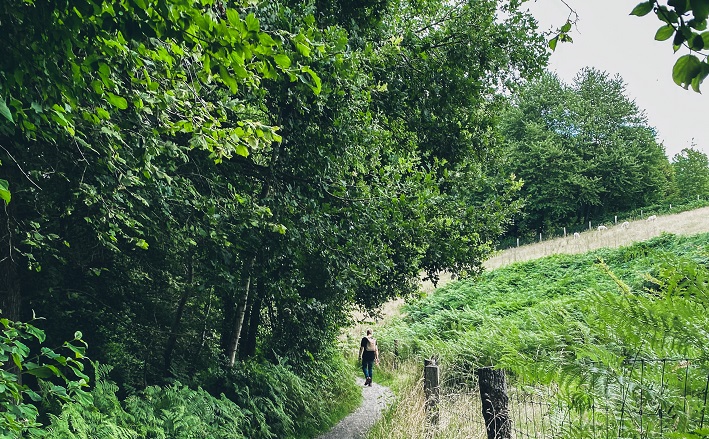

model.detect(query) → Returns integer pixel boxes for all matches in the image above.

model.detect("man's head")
[366,329,372,335]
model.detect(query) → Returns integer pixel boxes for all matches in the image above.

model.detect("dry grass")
[366,360,488,439]
[484,207,709,270]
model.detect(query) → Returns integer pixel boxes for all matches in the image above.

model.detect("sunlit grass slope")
[369,232,709,439]
[381,232,709,373]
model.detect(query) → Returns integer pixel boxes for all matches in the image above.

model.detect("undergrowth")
[17,349,359,439]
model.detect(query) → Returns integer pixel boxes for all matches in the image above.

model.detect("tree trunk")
[477,367,511,439]
[219,287,236,354]
[1,200,22,384]
[0,201,21,322]
[226,256,255,367]
[240,279,263,361]
[224,129,281,367]
[163,254,193,376]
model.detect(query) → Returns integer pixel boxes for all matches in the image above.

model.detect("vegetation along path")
[319,207,708,439]
[316,378,394,439]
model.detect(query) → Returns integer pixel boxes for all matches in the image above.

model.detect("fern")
[384,233,709,437]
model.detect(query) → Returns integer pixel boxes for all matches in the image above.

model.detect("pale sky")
[525,0,708,160]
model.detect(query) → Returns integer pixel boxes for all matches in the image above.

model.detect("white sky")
[525,0,708,159]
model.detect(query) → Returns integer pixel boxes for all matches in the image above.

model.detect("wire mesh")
[448,358,709,439]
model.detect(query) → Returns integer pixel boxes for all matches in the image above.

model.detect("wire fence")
[430,358,709,439]
[511,358,709,439]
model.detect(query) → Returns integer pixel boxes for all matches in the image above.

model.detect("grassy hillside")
[385,232,709,367]
[370,233,709,439]
[485,206,709,270]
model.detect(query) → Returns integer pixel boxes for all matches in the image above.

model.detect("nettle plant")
[0,314,91,437]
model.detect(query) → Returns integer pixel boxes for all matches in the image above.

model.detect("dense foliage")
[0,0,548,435]
[673,147,709,202]
[499,69,672,238]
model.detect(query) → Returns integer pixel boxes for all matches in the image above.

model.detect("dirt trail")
[316,377,394,439]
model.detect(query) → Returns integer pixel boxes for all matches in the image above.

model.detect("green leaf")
[273,54,291,69]
[96,107,110,119]
[549,36,558,51]
[673,54,702,88]
[0,99,14,123]
[226,8,240,28]
[106,93,128,110]
[690,61,709,92]
[690,33,705,50]
[673,29,687,47]
[0,179,10,205]
[245,13,259,32]
[258,32,277,46]
[630,1,654,16]
[655,25,676,41]
[296,42,311,57]
[235,144,249,157]
[219,66,238,94]
[692,18,708,30]
[26,366,56,378]
[24,324,46,343]
[657,6,680,24]
[691,0,709,21]
[561,21,572,33]
[301,66,322,95]
[669,0,690,15]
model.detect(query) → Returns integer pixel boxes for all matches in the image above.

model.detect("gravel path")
[316,377,394,439]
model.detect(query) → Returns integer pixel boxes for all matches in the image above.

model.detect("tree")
[1,0,549,398]
[500,69,670,236]
[672,147,709,201]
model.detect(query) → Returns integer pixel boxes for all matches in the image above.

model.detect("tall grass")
[487,206,709,270]
[366,359,488,439]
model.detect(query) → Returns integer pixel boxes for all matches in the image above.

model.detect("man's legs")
[362,359,373,384]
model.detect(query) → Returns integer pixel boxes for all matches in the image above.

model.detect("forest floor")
[315,377,394,439]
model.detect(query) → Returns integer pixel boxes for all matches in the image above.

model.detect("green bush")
[0,316,91,438]
[32,348,358,438]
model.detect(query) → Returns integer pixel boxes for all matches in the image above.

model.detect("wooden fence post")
[476,367,511,439]
[424,358,440,427]
[394,339,399,370]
